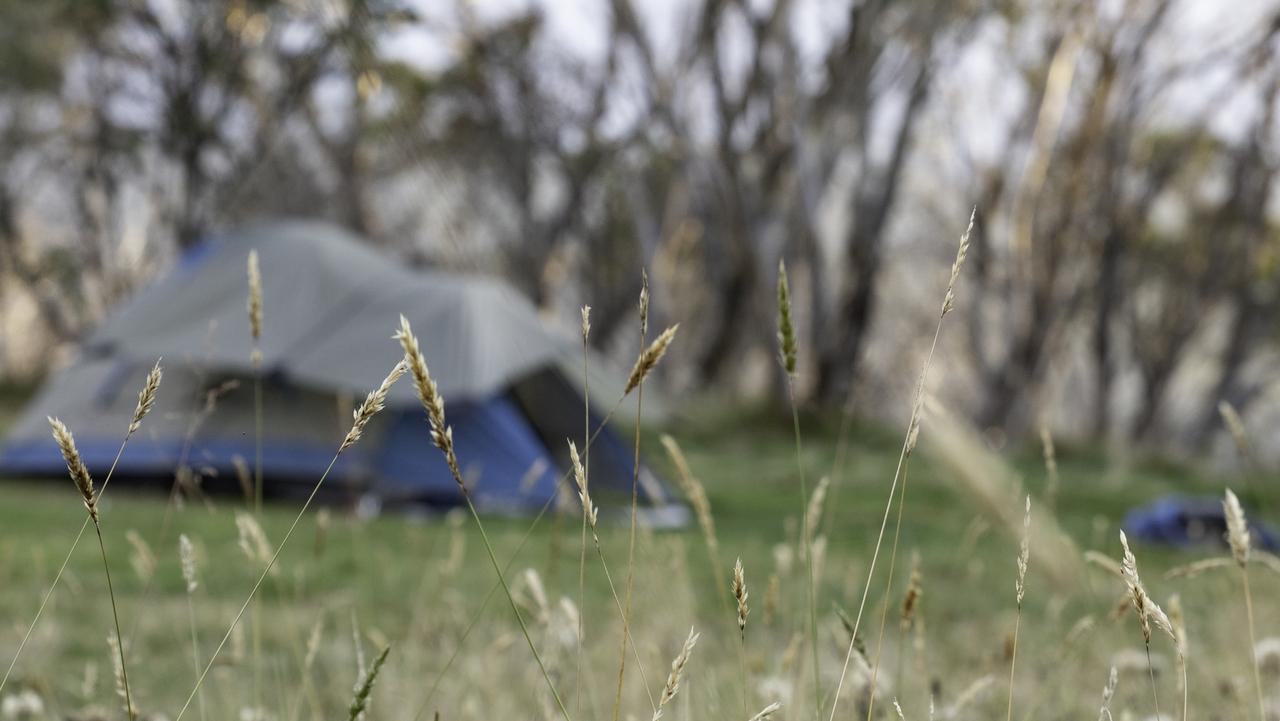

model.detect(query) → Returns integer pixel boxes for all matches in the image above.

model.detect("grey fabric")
[87,220,635,409]
[8,357,354,451]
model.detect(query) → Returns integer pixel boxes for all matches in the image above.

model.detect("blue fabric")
[176,238,217,274]
[374,395,561,510]
[1123,496,1280,551]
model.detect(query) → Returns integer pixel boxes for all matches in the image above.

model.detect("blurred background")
[1,0,1279,460]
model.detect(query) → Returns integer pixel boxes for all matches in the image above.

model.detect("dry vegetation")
[0,221,1278,721]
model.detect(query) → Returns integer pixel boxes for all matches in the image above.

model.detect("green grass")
[0,402,1275,720]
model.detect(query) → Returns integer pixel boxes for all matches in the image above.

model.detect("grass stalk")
[613,277,673,721]
[411,392,634,721]
[185,592,204,721]
[590,534,657,711]
[828,211,973,721]
[577,306,591,720]
[247,249,265,715]
[94,522,133,720]
[1120,531,1166,721]
[174,454,339,721]
[1223,488,1265,721]
[1145,645,1162,720]
[859,455,914,721]
[776,260,820,718]
[0,441,126,697]
[613,375,645,721]
[47,404,160,721]
[396,316,571,721]
[1006,613,1023,721]
[462,492,573,720]
[247,247,265,515]
[347,645,390,721]
[1168,594,1188,721]
[1005,497,1031,721]
[1240,569,1264,720]
[787,377,820,717]
[253,372,263,512]
[180,534,205,721]
[570,435,650,712]
[733,558,750,720]
[2,362,161,697]
[174,359,404,721]
[660,434,727,614]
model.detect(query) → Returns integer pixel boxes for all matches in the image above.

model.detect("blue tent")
[0,221,683,522]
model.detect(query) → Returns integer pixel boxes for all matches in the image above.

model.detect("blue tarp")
[375,395,562,510]
[1123,496,1280,551]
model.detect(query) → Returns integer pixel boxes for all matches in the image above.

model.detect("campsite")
[3,398,1276,719]
[0,224,1275,719]
[2,1,1280,720]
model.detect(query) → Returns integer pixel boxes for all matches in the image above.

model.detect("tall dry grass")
[49,417,134,719]
[776,259,820,718]
[829,211,974,721]
[0,360,162,699]
[4,214,1279,721]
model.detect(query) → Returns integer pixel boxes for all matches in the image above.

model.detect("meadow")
[0,398,1275,721]
[0,241,1276,721]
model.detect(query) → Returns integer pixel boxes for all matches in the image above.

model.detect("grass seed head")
[236,512,274,572]
[639,270,650,336]
[129,359,163,436]
[1224,488,1250,566]
[1219,401,1251,458]
[1119,531,1152,643]
[107,633,134,721]
[941,208,975,316]
[48,417,96,522]
[1167,593,1187,660]
[902,552,923,629]
[178,533,198,594]
[1016,495,1031,606]
[776,260,797,375]
[626,324,679,395]
[748,702,782,721]
[341,359,407,452]
[247,249,263,342]
[394,316,461,482]
[1098,666,1118,721]
[905,414,923,457]
[804,476,830,547]
[347,645,390,721]
[304,617,325,672]
[125,530,155,582]
[733,557,749,633]
[661,434,718,560]
[1039,424,1059,505]
[581,305,591,340]
[653,627,699,721]
[1118,531,1174,644]
[568,440,597,529]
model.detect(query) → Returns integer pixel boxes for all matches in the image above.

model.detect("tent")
[0,221,683,521]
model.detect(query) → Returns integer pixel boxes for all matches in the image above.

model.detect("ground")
[0,399,1275,721]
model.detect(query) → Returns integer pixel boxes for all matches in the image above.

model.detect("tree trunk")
[814,230,881,403]
[1190,298,1259,446]
[696,254,757,382]
[1092,228,1123,436]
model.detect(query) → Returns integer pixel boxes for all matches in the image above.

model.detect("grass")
[0,398,1276,719]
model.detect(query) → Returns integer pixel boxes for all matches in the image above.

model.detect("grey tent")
[0,221,682,519]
